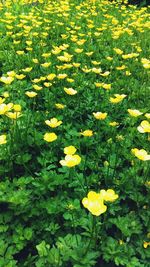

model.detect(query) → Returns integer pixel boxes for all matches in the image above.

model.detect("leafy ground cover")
[0,0,150,266]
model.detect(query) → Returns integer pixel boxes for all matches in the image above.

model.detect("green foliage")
[0,0,150,266]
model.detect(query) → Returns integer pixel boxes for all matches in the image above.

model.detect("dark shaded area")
[128,0,150,6]
[110,0,150,6]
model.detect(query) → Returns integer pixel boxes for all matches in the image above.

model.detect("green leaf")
[36,241,50,257]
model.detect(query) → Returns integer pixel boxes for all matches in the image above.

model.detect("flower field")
[0,0,150,266]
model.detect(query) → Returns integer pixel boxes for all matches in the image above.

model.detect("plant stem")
[71,212,79,247]
[84,216,96,256]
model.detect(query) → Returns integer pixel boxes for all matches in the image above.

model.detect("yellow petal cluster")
[64,146,77,155]
[43,132,57,142]
[141,58,150,69]
[110,94,127,104]
[113,48,123,55]
[80,130,93,137]
[45,118,62,128]
[127,109,142,117]
[0,76,14,85]
[60,146,81,167]
[33,85,43,91]
[82,188,118,216]
[60,154,81,168]
[109,121,119,127]
[137,120,150,133]
[93,112,107,120]
[100,189,119,202]
[0,103,13,115]
[64,87,77,95]
[55,103,66,109]
[82,191,107,216]
[6,112,21,119]
[131,148,150,161]
[0,134,7,145]
[25,91,37,98]
[143,242,150,249]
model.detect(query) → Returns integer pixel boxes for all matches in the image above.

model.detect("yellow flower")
[55,103,66,109]
[106,56,113,61]
[33,84,43,91]
[26,40,32,46]
[15,74,26,80]
[67,78,74,83]
[100,71,110,77]
[141,58,150,69]
[82,191,107,216]
[13,104,21,112]
[85,52,93,56]
[0,76,14,85]
[22,67,32,72]
[94,82,111,90]
[113,48,123,55]
[32,78,41,83]
[41,62,51,68]
[109,122,119,127]
[72,63,81,67]
[128,109,142,117]
[80,130,93,137]
[45,118,62,128]
[60,154,81,168]
[26,47,33,51]
[0,103,13,115]
[93,112,107,120]
[116,65,126,70]
[44,133,57,142]
[143,242,150,249]
[125,71,131,76]
[122,53,139,59]
[100,189,118,202]
[57,74,68,79]
[64,146,77,155]
[95,82,103,88]
[47,73,56,81]
[76,39,86,45]
[52,46,61,55]
[13,40,20,45]
[74,48,83,53]
[102,83,111,90]
[110,94,127,104]
[145,113,150,119]
[16,51,24,55]
[137,120,150,133]
[25,91,37,98]
[0,134,7,145]
[92,61,101,65]
[7,71,16,77]
[3,92,9,98]
[64,87,77,95]
[82,67,91,73]
[92,68,102,74]
[6,112,21,119]
[40,76,46,81]
[57,52,73,62]
[131,148,150,161]
[32,58,39,64]
[44,82,52,87]
[0,97,5,104]
[42,52,51,58]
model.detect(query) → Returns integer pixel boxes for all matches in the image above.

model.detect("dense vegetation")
[0,0,150,266]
